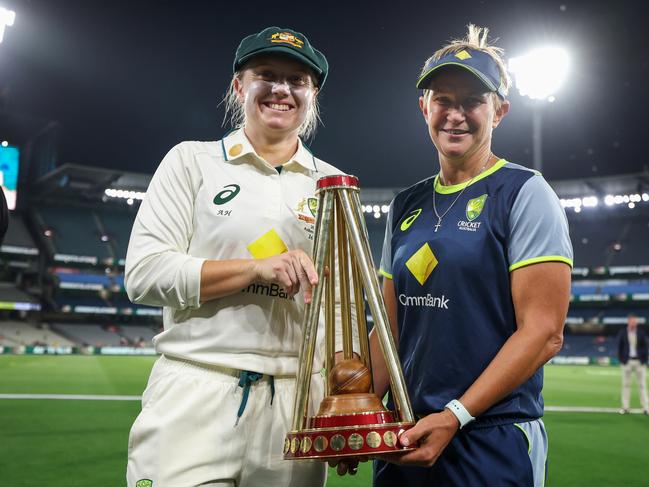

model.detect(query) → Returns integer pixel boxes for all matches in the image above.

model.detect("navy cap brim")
[416,50,506,99]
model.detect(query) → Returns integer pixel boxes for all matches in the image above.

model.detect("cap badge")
[269,32,304,49]
[455,50,472,60]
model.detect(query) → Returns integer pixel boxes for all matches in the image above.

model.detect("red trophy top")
[316,175,360,191]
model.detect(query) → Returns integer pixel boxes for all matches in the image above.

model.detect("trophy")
[284,175,415,460]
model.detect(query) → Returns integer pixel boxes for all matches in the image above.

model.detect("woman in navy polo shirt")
[370,24,573,486]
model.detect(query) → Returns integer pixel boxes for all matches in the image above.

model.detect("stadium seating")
[1,212,39,253]
[119,325,157,344]
[92,209,136,263]
[34,206,112,261]
[0,321,74,347]
[570,212,649,267]
[559,334,616,358]
[50,323,124,347]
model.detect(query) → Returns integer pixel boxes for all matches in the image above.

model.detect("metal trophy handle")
[284,175,414,460]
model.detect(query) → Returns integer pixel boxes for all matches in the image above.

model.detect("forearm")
[371,278,400,399]
[460,323,562,417]
[199,259,259,303]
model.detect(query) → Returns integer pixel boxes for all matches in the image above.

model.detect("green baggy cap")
[233,26,329,88]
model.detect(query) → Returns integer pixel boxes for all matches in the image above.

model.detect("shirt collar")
[221,128,317,172]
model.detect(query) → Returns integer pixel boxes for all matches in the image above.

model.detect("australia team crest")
[466,194,487,221]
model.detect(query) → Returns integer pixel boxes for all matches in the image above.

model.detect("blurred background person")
[617,313,649,414]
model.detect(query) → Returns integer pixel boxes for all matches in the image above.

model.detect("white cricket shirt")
[125,129,353,375]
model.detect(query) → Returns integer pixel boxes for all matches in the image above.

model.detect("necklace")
[432,157,491,232]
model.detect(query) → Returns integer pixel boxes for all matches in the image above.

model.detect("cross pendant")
[434,219,442,232]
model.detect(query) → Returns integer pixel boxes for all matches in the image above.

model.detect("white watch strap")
[445,399,475,429]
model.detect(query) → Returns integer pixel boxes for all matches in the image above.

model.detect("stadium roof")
[29,164,649,209]
[31,163,150,203]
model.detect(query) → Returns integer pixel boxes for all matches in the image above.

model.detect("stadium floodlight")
[509,47,570,101]
[509,47,570,173]
[104,188,146,202]
[0,7,16,44]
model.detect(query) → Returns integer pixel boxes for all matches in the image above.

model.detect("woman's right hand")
[328,457,366,476]
[253,250,319,303]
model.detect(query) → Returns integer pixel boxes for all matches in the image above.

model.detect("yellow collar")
[434,159,506,194]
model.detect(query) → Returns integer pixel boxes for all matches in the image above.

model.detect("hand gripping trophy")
[284,175,415,460]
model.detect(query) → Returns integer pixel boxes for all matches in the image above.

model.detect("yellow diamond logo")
[247,229,288,259]
[455,50,471,60]
[405,243,438,285]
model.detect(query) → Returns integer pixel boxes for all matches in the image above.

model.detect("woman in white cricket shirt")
[125,27,346,487]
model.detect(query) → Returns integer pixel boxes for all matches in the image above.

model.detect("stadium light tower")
[0,7,15,43]
[509,47,570,172]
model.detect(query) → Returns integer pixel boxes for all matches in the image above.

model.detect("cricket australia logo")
[307,197,318,217]
[458,194,487,232]
[466,194,487,221]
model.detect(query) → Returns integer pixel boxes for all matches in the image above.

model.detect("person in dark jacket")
[617,314,649,414]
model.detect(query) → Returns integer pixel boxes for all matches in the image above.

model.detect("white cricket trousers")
[621,359,649,411]
[126,355,326,487]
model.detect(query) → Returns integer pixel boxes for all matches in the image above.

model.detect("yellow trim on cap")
[509,256,574,272]
[435,159,506,194]
[379,269,393,280]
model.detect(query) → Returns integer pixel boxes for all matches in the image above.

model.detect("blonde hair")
[222,70,321,140]
[421,24,511,108]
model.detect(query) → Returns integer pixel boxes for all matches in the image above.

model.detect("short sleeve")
[508,174,573,271]
[379,201,395,279]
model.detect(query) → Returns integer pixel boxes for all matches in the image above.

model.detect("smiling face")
[234,54,317,140]
[419,67,509,162]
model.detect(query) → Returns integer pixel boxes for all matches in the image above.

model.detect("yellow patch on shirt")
[247,229,288,259]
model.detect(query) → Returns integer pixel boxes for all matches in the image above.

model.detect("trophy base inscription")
[283,411,415,459]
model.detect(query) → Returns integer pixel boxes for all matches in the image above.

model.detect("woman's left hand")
[382,409,459,467]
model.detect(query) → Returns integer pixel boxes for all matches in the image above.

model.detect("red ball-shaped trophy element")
[328,358,372,395]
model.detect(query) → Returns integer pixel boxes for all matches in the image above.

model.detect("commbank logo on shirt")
[398,293,449,309]
[242,282,295,301]
[405,243,437,285]
[400,243,449,309]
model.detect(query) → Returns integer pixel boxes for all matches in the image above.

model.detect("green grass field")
[1,356,648,486]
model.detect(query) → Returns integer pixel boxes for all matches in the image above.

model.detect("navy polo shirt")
[380,159,572,422]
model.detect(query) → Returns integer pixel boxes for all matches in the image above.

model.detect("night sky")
[0,0,647,187]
